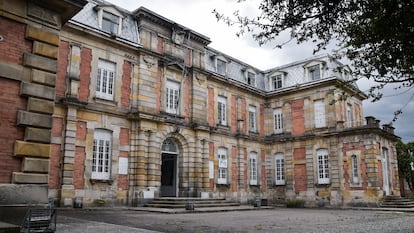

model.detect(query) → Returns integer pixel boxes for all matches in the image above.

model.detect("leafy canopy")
[397,140,414,193]
[214,0,414,104]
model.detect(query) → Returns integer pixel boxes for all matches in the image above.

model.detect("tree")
[396,140,414,194]
[214,0,414,117]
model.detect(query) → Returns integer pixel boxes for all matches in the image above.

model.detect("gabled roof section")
[69,0,140,47]
[134,7,211,46]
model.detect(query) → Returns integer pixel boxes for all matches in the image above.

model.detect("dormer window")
[270,73,284,90]
[95,6,124,36]
[304,61,325,81]
[102,11,119,34]
[213,55,228,76]
[244,69,256,87]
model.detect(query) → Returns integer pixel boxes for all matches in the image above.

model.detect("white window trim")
[275,153,285,185]
[217,96,227,125]
[96,7,123,35]
[217,147,228,184]
[314,99,326,128]
[165,80,180,114]
[92,129,112,180]
[317,149,330,184]
[244,68,256,87]
[96,59,116,100]
[273,108,283,134]
[269,72,284,90]
[214,55,228,76]
[248,105,257,132]
[249,152,258,185]
[351,155,359,183]
[347,104,353,127]
[304,61,325,81]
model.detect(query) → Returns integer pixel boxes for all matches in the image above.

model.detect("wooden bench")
[20,208,56,233]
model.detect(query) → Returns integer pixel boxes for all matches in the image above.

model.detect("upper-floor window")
[314,99,326,128]
[317,148,330,184]
[351,155,359,183]
[165,80,180,114]
[249,152,258,185]
[249,105,257,132]
[92,129,112,180]
[218,147,228,184]
[308,64,321,81]
[347,104,353,127]
[214,55,228,76]
[274,108,283,134]
[275,153,285,185]
[97,59,115,100]
[270,74,283,90]
[246,71,256,86]
[217,96,227,125]
[96,7,123,35]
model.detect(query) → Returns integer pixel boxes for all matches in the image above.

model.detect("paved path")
[57,207,414,233]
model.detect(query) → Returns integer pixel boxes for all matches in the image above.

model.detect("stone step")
[380,196,414,208]
[145,197,241,209]
[0,222,20,233]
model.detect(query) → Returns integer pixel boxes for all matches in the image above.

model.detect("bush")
[286,199,305,208]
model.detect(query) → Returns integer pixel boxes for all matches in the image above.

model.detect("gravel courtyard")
[57,208,414,233]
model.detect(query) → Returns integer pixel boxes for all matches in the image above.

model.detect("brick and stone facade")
[1,0,400,209]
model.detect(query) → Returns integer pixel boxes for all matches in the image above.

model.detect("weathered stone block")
[22,157,49,173]
[20,82,55,100]
[14,140,50,158]
[25,127,51,143]
[0,184,48,205]
[12,172,48,184]
[33,41,58,59]
[17,111,53,129]
[23,53,57,73]
[25,25,59,46]
[28,97,54,114]
[32,69,56,87]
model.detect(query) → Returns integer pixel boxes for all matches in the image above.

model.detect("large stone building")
[0,0,400,209]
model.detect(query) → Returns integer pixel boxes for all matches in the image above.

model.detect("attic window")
[102,11,119,34]
[246,71,256,86]
[215,57,227,76]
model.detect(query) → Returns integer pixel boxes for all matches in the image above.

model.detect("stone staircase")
[145,197,241,209]
[380,195,414,208]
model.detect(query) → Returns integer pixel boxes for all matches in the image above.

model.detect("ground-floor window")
[218,147,228,184]
[249,152,258,185]
[92,129,112,180]
[275,153,285,185]
[317,148,329,184]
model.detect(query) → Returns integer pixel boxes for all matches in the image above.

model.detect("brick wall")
[292,99,305,135]
[294,164,307,192]
[78,47,92,101]
[56,40,70,97]
[121,61,132,109]
[0,79,27,183]
[0,17,32,65]
[49,144,61,189]
[74,146,85,189]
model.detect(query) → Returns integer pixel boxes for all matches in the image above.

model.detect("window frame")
[249,152,258,185]
[273,108,283,134]
[246,71,256,87]
[248,105,257,132]
[217,147,228,184]
[317,149,330,184]
[217,96,227,126]
[346,104,353,127]
[215,56,227,76]
[307,64,321,81]
[314,99,326,128]
[351,155,359,184]
[275,153,285,185]
[165,80,180,114]
[96,59,116,100]
[92,129,112,180]
[270,73,283,90]
[96,7,123,36]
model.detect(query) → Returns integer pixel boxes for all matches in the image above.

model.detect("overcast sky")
[106,0,413,143]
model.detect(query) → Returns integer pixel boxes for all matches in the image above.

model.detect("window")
[96,59,115,100]
[248,105,257,132]
[102,11,120,34]
[351,155,359,183]
[308,64,321,81]
[271,74,283,90]
[317,149,329,184]
[249,152,258,185]
[314,99,326,128]
[347,104,353,127]
[217,96,227,125]
[165,80,180,114]
[217,148,228,184]
[216,58,227,75]
[275,153,285,185]
[92,129,112,180]
[274,108,283,134]
[247,71,256,86]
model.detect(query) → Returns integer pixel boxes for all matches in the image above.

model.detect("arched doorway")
[161,138,179,197]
